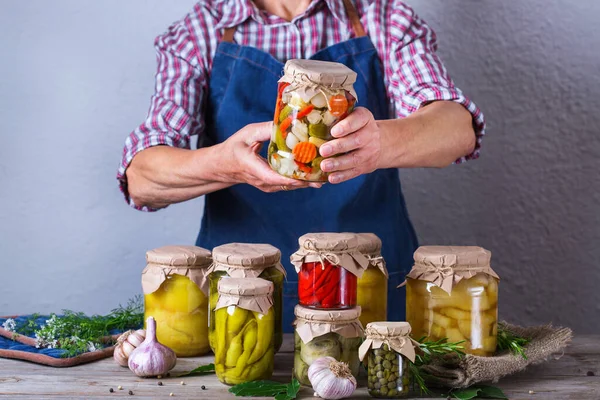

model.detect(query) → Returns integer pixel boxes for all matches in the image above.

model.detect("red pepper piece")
[296,104,315,119]
[295,161,312,174]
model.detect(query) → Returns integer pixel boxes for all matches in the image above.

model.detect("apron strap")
[342,0,366,38]
[220,1,367,43]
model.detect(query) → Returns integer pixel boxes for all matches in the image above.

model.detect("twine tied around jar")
[303,238,343,269]
[358,322,417,363]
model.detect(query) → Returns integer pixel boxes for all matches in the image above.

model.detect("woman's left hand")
[317,107,382,184]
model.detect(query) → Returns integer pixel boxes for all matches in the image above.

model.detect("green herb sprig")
[180,363,215,377]
[410,336,466,394]
[497,327,529,359]
[229,378,300,400]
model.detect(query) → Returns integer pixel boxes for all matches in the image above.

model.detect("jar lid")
[212,243,281,268]
[414,246,491,268]
[283,59,357,87]
[146,245,212,268]
[355,233,382,255]
[217,277,274,296]
[297,232,358,252]
[359,322,417,363]
[293,305,361,323]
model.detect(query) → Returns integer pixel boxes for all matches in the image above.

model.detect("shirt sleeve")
[117,20,207,211]
[385,2,485,163]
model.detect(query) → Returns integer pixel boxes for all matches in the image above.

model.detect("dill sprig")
[410,337,466,394]
[496,327,529,359]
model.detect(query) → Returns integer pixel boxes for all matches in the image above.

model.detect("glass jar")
[208,243,285,353]
[292,233,369,310]
[359,322,416,399]
[293,305,364,386]
[212,278,275,385]
[268,59,358,182]
[405,246,500,357]
[355,233,389,327]
[142,245,212,357]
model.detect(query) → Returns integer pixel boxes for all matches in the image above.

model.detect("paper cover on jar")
[293,305,364,344]
[354,232,388,278]
[279,59,358,104]
[215,277,274,315]
[142,245,212,296]
[208,243,287,278]
[401,246,500,295]
[358,322,418,363]
[290,232,369,278]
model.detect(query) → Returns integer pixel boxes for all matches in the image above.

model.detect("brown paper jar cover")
[142,245,212,296]
[358,322,418,363]
[215,277,274,315]
[293,304,363,344]
[279,59,358,103]
[405,246,500,295]
[355,233,388,277]
[209,243,287,278]
[290,232,369,278]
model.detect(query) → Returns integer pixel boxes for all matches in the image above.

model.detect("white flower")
[87,342,98,352]
[2,318,16,332]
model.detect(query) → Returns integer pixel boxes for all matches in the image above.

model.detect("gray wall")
[1,1,598,332]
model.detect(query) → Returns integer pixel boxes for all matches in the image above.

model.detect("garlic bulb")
[114,329,146,367]
[128,317,177,377]
[308,357,357,400]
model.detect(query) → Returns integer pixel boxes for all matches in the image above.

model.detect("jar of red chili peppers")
[268,59,358,182]
[291,233,369,309]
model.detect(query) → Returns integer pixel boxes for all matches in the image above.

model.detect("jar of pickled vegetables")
[359,322,417,399]
[268,59,358,182]
[208,243,285,353]
[355,233,389,328]
[291,233,369,309]
[213,278,275,385]
[405,246,500,357]
[293,305,364,386]
[142,245,212,357]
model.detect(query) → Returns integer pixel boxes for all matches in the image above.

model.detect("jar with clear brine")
[268,59,358,182]
[142,245,212,357]
[213,278,275,385]
[208,243,285,353]
[291,233,369,309]
[293,305,364,386]
[405,246,500,357]
[354,233,389,327]
[359,322,417,398]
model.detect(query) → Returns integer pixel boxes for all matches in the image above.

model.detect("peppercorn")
[158,382,163,386]
[587,371,595,376]
[128,390,134,395]
[118,386,123,390]
[201,385,206,390]
[109,388,114,393]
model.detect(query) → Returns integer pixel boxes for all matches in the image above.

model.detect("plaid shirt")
[118,0,486,210]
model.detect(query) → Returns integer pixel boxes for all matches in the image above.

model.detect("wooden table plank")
[0,335,598,399]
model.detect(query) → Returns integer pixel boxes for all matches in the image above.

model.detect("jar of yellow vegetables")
[355,233,388,328]
[142,245,212,357]
[208,243,286,353]
[213,278,275,385]
[405,246,500,357]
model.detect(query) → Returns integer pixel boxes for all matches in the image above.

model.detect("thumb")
[244,122,274,146]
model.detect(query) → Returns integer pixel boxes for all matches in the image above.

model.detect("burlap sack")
[421,322,573,389]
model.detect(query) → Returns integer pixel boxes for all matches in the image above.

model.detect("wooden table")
[0,334,598,400]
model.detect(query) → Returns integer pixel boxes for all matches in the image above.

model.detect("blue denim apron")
[197,2,418,332]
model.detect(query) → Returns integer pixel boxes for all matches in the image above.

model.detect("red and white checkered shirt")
[118,0,486,210]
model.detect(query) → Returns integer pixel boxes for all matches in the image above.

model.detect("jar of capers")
[358,322,417,398]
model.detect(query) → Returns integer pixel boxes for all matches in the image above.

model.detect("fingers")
[244,122,274,146]
[329,107,371,138]
[246,154,309,188]
[319,124,371,158]
[328,167,362,184]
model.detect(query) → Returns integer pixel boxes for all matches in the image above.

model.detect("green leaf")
[286,378,300,398]
[180,363,215,377]
[274,394,289,400]
[451,387,482,400]
[477,385,508,399]
[229,380,288,397]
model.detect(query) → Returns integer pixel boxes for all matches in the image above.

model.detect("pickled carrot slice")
[292,141,317,163]
[329,94,349,117]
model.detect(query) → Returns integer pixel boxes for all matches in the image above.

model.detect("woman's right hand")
[215,122,320,193]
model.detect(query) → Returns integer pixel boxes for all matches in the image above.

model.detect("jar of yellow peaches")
[213,278,275,385]
[208,243,286,353]
[268,59,357,182]
[142,245,212,357]
[355,233,389,328]
[405,246,500,357]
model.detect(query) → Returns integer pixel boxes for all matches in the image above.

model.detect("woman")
[117,0,485,330]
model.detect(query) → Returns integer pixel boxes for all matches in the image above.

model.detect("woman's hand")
[217,121,320,192]
[317,107,382,184]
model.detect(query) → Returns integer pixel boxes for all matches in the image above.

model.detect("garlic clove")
[113,329,146,367]
[128,316,177,377]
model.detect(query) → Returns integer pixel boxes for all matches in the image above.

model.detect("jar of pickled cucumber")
[355,233,389,327]
[142,245,212,357]
[213,278,275,385]
[359,322,417,399]
[291,233,369,309]
[208,243,285,353]
[293,305,364,386]
[405,246,500,357]
[268,59,358,182]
